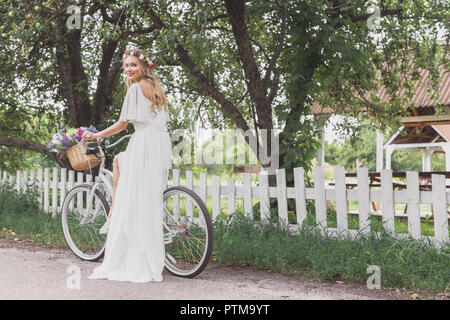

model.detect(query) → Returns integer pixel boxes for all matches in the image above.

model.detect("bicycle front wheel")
[163,186,214,278]
[61,184,109,262]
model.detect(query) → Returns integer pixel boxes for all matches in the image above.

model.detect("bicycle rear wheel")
[61,184,109,262]
[163,186,214,278]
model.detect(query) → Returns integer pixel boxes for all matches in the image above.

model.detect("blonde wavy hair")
[122,48,168,116]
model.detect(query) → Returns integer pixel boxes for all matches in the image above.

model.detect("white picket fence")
[1,166,449,247]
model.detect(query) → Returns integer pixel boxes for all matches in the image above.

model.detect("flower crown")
[124,47,155,68]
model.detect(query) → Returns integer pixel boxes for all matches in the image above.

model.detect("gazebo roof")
[311,63,450,117]
[386,124,450,146]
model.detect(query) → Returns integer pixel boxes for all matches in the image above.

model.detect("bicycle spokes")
[162,187,213,278]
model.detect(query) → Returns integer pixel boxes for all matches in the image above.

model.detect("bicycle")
[61,135,214,278]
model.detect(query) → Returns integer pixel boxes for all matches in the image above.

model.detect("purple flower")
[87,125,98,133]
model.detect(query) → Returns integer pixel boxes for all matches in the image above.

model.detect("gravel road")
[0,238,410,300]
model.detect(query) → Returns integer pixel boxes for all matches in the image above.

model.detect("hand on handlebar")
[82,131,97,142]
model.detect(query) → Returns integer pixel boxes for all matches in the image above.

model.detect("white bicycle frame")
[78,135,129,224]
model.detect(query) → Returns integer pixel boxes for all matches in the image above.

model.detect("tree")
[0,0,448,188]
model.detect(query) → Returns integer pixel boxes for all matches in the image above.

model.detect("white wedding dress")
[88,82,172,283]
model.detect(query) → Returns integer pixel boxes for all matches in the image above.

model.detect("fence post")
[381,169,394,234]
[313,166,327,228]
[29,170,35,194]
[52,167,58,217]
[76,172,84,211]
[406,171,421,240]
[16,170,21,193]
[23,170,28,193]
[44,168,50,213]
[357,167,370,235]
[186,170,194,218]
[172,169,180,217]
[334,166,348,234]
[68,170,75,210]
[227,178,236,216]
[199,171,207,205]
[37,168,43,210]
[60,168,67,211]
[432,174,449,246]
[276,168,288,225]
[211,175,221,220]
[293,167,307,227]
[243,172,253,219]
[258,170,270,221]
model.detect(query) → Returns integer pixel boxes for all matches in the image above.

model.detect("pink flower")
[125,49,129,55]
[133,48,137,52]
[149,62,154,68]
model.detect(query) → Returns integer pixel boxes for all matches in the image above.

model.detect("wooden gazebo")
[312,63,450,172]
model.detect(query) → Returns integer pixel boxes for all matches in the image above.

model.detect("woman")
[84,47,172,283]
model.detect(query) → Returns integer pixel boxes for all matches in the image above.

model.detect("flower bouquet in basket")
[47,125,101,171]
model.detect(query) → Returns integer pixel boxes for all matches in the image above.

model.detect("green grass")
[0,182,67,248]
[213,212,450,293]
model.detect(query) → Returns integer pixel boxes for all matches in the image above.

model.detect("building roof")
[386,124,450,146]
[311,63,450,115]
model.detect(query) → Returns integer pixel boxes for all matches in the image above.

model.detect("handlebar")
[105,134,133,149]
[77,134,132,153]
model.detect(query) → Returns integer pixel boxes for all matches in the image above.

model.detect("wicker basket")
[66,144,102,172]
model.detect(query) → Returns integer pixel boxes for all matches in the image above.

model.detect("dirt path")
[0,238,420,300]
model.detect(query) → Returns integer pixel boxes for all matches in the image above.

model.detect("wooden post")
[293,167,307,227]
[381,169,395,233]
[357,167,370,235]
[432,174,449,246]
[243,172,252,218]
[37,168,43,210]
[44,168,50,213]
[16,170,21,193]
[334,166,348,234]
[406,171,421,240]
[376,129,384,172]
[227,178,236,216]
[186,170,194,218]
[211,175,221,220]
[258,170,270,221]
[60,168,67,211]
[52,167,58,217]
[313,166,327,228]
[68,170,75,210]
[385,146,393,170]
[172,169,180,217]
[276,168,288,225]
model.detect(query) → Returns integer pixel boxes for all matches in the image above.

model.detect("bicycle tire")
[61,184,109,262]
[163,186,214,278]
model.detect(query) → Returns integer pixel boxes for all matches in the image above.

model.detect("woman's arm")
[83,121,129,141]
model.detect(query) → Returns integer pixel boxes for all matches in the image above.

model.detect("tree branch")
[223,0,272,129]
[0,136,58,162]
[146,7,250,132]
[263,0,287,95]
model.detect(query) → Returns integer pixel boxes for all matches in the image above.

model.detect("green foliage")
[325,124,447,172]
[281,0,448,185]
[0,0,448,184]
